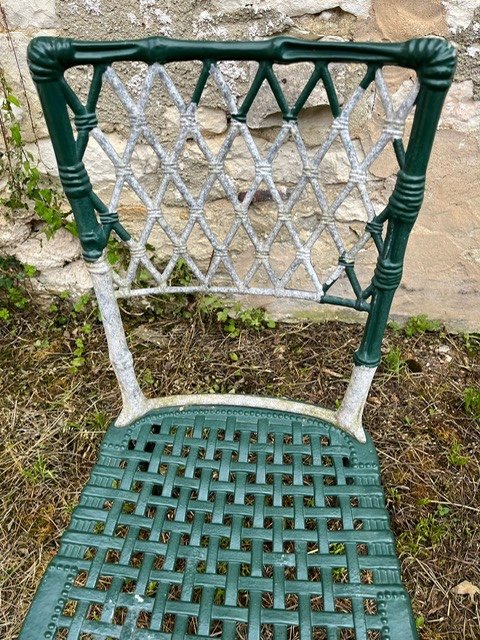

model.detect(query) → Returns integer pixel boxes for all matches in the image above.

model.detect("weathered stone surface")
[440,80,480,131]
[246,59,347,129]
[0,32,50,142]
[393,127,480,330]
[33,260,92,296]
[209,1,371,19]
[442,0,480,33]
[453,7,480,99]
[0,211,32,249]
[196,106,228,135]
[373,0,447,40]
[13,228,81,271]
[2,0,56,30]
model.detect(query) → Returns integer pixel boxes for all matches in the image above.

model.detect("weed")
[464,386,480,421]
[0,256,36,319]
[447,440,470,467]
[146,581,158,597]
[199,296,276,337]
[383,346,406,374]
[70,338,86,371]
[142,369,154,385]
[404,314,441,338]
[21,455,56,484]
[85,412,110,432]
[0,73,70,238]
[386,487,401,505]
[415,615,425,630]
[397,505,451,556]
[387,320,402,332]
[329,543,345,555]
[463,333,480,358]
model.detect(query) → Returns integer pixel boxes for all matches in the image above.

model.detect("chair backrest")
[27,35,455,439]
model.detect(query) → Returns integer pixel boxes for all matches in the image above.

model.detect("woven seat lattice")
[24,407,416,640]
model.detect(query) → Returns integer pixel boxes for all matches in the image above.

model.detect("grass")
[0,287,479,640]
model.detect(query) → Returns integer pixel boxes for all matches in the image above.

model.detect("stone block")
[0,210,32,249]
[2,0,56,30]
[209,1,371,19]
[442,0,479,33]
[197,106,228,135]
[33,260,92,297]
[440,80,480,132]
[13,228,81,271]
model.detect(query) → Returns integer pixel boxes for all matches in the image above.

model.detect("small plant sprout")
[404,314,441,338]
[383,346,406,375]
[22,455,56,484]
[464,387,480,422]
[199,296,276,337]
[447,440,470,468]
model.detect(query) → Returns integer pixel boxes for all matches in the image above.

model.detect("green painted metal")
[22,34,456,639]
[27,35,455,368]
[20,405,418,640]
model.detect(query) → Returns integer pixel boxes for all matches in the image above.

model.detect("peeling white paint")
[442,0,480,33]
[138,0,174,35]
[127,11,138,25]
[193,10,229,39]
[83,0,102,16]
[335,365,376,443]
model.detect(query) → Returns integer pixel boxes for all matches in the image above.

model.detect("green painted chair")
[21,35,455,640]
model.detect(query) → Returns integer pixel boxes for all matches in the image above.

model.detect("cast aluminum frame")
[21,34,456,640]
[27,35,455,442]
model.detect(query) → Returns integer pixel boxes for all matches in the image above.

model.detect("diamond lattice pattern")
[84,61,418,302]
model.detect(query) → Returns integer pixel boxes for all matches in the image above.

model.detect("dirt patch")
[0,286,479,639]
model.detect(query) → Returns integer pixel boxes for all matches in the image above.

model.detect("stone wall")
[0,0,479,331]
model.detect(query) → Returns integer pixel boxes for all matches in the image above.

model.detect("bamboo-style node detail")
[98,210,119,225]
[401,37,456,90]
[388,171,426,222]
[372,260,404,291]
[73,111,98,132]
[58,162,92,198]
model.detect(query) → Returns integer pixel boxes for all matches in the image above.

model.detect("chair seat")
[21,404,417,640]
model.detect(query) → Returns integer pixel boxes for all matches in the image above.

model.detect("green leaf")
[23,263,37,278]
[7,93,20,107]
[10,123,22,146]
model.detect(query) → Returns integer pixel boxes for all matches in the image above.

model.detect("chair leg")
[86,257,149,426]
[335,364,377,442]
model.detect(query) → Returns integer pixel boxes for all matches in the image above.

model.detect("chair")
[21,35,455,640]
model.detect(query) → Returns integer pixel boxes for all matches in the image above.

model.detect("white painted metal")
[86,257,150,426]
[83,64,417,440]
[89,64,418,302]
[335,364,377,442]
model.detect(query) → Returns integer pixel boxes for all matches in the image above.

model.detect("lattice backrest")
[28,36,455,391]
[29,37,453,305]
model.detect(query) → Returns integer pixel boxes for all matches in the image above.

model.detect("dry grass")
[0,290,479,639]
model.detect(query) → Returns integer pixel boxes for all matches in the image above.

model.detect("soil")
[0,290,479,640]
